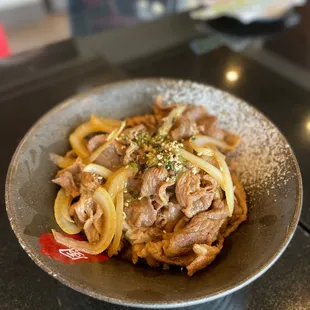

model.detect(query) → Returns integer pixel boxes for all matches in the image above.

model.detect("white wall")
[0,0,41,11]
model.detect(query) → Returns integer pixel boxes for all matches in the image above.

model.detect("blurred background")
[0,0,306,55]
[1,0,200,54]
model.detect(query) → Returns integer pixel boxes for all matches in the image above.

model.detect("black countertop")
[1,9,310,310]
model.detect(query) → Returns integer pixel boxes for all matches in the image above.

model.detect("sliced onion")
[53,187,116,255]
[179,148,223,186]
[83,164,112,179]
[90,115,120,133]
[108,191,124,257]
[105,164,138,202]
[54,189,81,234]
[69,121,96,158]
[50,153,76,169]
[158,105,186,136]
[189,139,214,157]
[191,135,234,151]
[213,149,234,216]
[108,121,126,140]
[102,118,122,127]
[88,121,126,163]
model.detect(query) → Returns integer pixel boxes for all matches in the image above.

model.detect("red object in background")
[0,24,10,58]
[39,233,109,264]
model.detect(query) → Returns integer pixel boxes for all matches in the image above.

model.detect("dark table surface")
[1,7,310,310]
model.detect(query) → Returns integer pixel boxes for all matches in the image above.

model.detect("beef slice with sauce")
[176,171,217,218]
[163,200,229,256]
[125,198,157,228]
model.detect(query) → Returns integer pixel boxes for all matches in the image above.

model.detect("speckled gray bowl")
[6,79,302,308]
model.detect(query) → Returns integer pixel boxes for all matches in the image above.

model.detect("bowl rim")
[5,78,303,308]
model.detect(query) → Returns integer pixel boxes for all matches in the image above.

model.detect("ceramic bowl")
[6,79,302,308]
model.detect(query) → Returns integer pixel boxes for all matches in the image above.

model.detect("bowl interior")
[6,79,302,308]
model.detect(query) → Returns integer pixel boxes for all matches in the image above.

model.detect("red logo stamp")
[39,233,109,264]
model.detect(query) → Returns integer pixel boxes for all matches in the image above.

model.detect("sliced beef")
[142,241,196,266]
[87,134,108,152]
[120,124,146,145]
[125,198,157,228]
[176,172,217,218]
[171,116,197,140]
[127,176,142,195]
[81,172,102,194]
[163,201,229,256]
[94,140,125,170]
[69,194,103,243]
[131,244,160,267]
[156,202,183,233]
[125,115,157,131]
[140,167,168,197]
[83,204,103,243]
[183,106,207,121]
[155,178,175,206]
[197,115,225,140]
[69,194,96,227]
[124,225,163,245]
[52,161,84,197]
[170,106,207,140]
[53,172,80,198]
[123,142,139,165]
[186,239,223,276]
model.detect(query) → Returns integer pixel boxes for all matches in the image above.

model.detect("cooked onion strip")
[83,164,112,179]
[108,191,124,257]
[54,189,81,234]
[69,121,98,158]
[110,121,126,139]
[213,149,234,216]
[189,139,214,157]
[88,121,126,163]
[53,187,116,255]
[103,118,122,127]
[158,105,186,136]
[191,135,234,151]
[105,164,138,202]
[50,153,76,169]
[178,148,224,186]
[90,115,120,133]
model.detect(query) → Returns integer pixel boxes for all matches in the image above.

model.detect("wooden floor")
[6,13,70,55]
